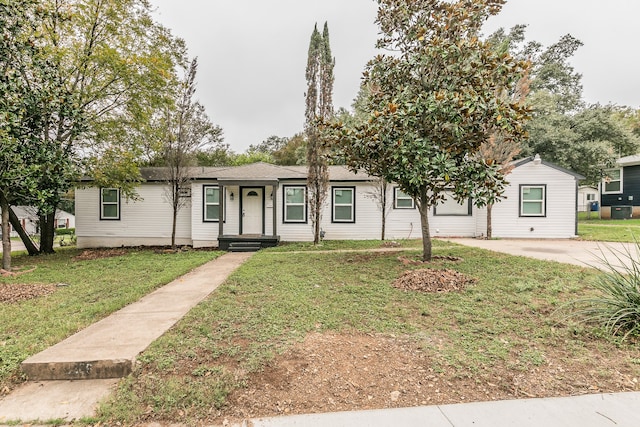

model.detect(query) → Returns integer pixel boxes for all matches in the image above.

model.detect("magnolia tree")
[326,0,530,260]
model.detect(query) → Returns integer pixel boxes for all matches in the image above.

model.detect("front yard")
[578,215,640,242]
[1,240,639,425]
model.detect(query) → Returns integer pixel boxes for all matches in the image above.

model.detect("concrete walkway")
[0,251,252,424]
[248,392,640,427]
[444,237,639,271]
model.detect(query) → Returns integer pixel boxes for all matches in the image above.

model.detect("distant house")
[600,154,640,219]
[578,185,599,212]
[74,156,583,249]
[9,206,75,237]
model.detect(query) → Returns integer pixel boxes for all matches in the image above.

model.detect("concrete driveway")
[445,238,640,271]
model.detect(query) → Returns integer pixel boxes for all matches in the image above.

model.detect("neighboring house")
[600,154,640,219]
[578,185,599,212]
[8,206,75,237]
[74,156,583,249]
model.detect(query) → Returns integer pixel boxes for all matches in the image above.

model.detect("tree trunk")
[418,202,432,261]
[171,187,178,249]
[313,191,321,245]
[8,207,39,255]
[39,212,56,254]
[486,203,493,239]
[1,194,11,271]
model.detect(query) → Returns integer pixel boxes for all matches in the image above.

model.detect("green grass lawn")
[0,247,222,393]
[93,240,639,424]
[578,215,640,242]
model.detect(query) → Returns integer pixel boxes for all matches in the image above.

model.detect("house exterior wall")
[578,186,599,212]
[75,160,581,248]
[76,184,192,248]
[486,161,579,238]
[600,165,640,218]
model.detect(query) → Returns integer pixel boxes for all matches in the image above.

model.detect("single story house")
[8,206,75,237]
[600,154,640,219]
[578,185,599,212]
[74,155,583,249]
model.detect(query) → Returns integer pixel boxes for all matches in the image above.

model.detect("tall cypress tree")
[305,22,334,244]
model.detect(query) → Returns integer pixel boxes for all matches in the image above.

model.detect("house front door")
[241,188,263,235]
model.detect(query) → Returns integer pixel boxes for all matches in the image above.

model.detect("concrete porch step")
[228,241,262,252]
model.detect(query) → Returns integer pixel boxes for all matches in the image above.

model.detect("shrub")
[571,240,640,340]
[56,227,75,235]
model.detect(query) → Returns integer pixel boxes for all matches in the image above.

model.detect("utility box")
[611,205,632,219]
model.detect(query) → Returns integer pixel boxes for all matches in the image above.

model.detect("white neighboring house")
[578,185,599,212]
[74,156,583,249]
[8,206,75,237]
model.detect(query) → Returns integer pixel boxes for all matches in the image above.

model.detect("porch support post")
[272,184,278,237]
[219,184,224,239]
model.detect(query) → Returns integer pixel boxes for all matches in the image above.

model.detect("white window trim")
[433,192,471,216]
[394,187,415,209]
[520,185,546,217]
[283,185,307,223]
[602,168,623,194]
[100,188,120,220]
[203,185,221,222]
[332,187,355,223]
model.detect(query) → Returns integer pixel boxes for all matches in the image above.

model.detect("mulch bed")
[393,268,476,293]
[0,283,58,303]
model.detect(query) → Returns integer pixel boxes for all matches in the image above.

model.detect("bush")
[55,227,75,235]
[571,240,640,340]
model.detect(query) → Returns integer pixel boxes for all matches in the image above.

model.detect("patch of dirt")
[73,248,128,260]
[0,267,36,277]
[0,283,58,303]
[392,268,476,293]
[397,255,462,264]
[212,332,640,423]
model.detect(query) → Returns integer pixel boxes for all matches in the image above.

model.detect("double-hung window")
[520,185,546,217]
[603,169,622,194]
[203,186,221,222]
[283,186,306,223]
[394,188,415,209]
[100,188,120,220]
[332,187,355,223]
[434,192,471,216]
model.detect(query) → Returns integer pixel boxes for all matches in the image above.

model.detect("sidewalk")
[248,392,640,427]
[0,251,253,423]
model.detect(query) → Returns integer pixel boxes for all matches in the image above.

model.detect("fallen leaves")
[392,268,476,293]
[0,283,57,303]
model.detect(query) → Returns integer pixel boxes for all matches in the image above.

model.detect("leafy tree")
[195,145,234,166]
[327,0,529,261]
[7,0,185,254]
[478,67,530,238]
[229,152,274,166]
[305,22,334,244]
[160,58,223,248]
[247,135,289,155]
[0,0,82,265]
[273,133,307,165]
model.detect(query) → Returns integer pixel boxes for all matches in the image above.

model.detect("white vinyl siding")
[76,184,192,248]
[100,188,120,220]
[332,187,355,223]
[520,185,546,217]
[284,186,306,223]
[603,169,622,194]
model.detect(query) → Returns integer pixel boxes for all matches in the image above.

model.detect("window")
[520,185,546,217]
[100,188,120,220]
[283,186,306,223]
[332,187,355,223]
[603,169,622,194]
[56,219,67,229]
[394,188,415,209]
[203,186,221,222]
[586,193,595,201]
[434,192,471,216]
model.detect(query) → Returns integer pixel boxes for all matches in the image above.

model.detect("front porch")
[218,235,280,251]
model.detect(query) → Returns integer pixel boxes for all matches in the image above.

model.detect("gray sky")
[151,0,640,152]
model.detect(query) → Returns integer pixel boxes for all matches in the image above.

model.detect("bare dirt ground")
[201,268,639,424]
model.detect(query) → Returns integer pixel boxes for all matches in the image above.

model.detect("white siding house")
[75,157,583,249]
[8,206,75,237]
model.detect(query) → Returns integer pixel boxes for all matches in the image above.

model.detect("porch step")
[228,241,262,252]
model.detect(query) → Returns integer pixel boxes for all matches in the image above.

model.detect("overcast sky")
[150,0,640,152]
